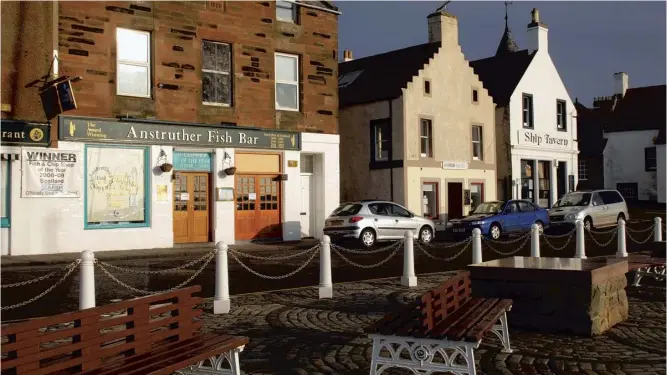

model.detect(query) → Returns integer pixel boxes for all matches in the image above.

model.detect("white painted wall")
[213,147,236,245]
[603,130,660,201]
[508,48,578,205]
[657,144,666,204]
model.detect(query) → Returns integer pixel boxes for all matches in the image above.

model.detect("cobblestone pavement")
[198,272,666,375]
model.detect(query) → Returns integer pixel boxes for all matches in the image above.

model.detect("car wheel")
[359,228,376,248]
[489,224,502,240]
[617,213,626,224]
[419,226,433,244]
[534,220,544,235]
[583,217,593,231]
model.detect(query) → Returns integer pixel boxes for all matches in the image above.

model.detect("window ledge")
[557,128,567,132]
[117,93,152,99]
[84,222,150,230]
[276,107,300,112]
[203,102,232,108]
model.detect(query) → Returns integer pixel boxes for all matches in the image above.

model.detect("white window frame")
[556,100,567,130]
[274,52,300,111]
[116,28,151,98]
[202,40,232,107]
[420,118,432,158]
[472,125,483,161]
[578,159,588,181]
[374,121,390,162]
[276,1,298,23]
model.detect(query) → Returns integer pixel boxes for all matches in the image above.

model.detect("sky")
[336,1,667,106]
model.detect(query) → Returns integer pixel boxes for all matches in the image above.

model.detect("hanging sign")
[21,148,82,197]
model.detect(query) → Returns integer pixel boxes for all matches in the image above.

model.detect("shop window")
[276,1,298,23]
[472,125,483,160]
[537,161,550,208]
[645,147,656,171]
[522,93,534,128]
[420,118,433,158]
[578,159,588,181]
[275,53,300,111]
[372,119,391,161]
[116,28,151,98]
[520,159,534,201]
[422,182,438,219]
[470,183,484,211]
[556,100,567,131]
[202,40,232,106]
[85,145,150,229]
[1,160,9,228]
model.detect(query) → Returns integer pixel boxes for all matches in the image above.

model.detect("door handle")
[300,212,307,216]
[374,218,378,222]
[395,220,399,223]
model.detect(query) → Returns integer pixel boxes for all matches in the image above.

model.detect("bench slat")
[464,299,513,341]
[444,298,499,341]
[427,298,486,340]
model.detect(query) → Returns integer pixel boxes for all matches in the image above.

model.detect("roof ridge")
[340,42,441,65]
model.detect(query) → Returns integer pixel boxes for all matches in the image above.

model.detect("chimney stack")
[526,8,548,54]
[613,72,628,98]
[427,10,459,47]
[343,50,353,62]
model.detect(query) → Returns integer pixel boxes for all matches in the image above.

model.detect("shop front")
[511,130,578,208]
[5,115,340,255]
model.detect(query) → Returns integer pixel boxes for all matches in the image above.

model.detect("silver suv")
[323,200,436,248]
[549,189,629,230]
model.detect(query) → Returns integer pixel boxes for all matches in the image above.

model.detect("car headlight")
[471,221,486,225]
[565,213,581,220]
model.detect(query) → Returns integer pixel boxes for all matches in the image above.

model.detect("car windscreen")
[471,202,503,214]
[331,203,362,216]
[554,193,591,207]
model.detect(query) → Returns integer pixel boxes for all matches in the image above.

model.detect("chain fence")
[331,244,400,269]
[482,235,530,256]
[420,237,471,249]
[543,229,576,239]
[331,240,403,255]
[415,239,472,261]
[541,231,575,251]
[231,243,321,260]
[96,248,217,275]
[1,260,81,311]
[586,228,618,247]
[626,229,654,245]
[588,227,617,235]
[229,245,320,280]
[625,224,655,234]
[484,232,531,245]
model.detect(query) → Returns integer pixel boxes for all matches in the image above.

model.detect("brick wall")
[2,1,339,134]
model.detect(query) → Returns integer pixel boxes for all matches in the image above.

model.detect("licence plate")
[331,220,343,226]
[453,228,465,233]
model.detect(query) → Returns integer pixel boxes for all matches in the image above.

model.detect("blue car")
[448,200,549,240]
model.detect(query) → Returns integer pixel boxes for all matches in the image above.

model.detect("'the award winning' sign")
[59,116,302,151]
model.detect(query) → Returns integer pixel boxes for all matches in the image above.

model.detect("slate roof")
[468,50,536,107]
[575,100,608,157]
[604,84,666,133]
[495,25,520,56]
[338,42,441,108]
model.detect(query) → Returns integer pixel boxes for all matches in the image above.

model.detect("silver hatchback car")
[323,200,436,248]
[549,189,629,230]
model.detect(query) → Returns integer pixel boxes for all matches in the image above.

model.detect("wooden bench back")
[1,286,203,375]
[419,271,472,333]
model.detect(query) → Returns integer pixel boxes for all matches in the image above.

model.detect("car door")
[501,202,522,233]
[389,203,419,238]
[599,191,622,225]
[517,201,538,231]
[589,192,608,226]
[367,203,395,239]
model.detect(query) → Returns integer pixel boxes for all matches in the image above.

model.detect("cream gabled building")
[338,10,497,228]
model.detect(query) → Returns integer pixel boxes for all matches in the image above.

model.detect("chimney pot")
[613,72,628,98]
[526,8,548,54]
[531,8,540,24]
[343,50,353,62]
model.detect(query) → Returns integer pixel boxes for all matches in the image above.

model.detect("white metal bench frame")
[632,264,666,286]
[176,346,245,375]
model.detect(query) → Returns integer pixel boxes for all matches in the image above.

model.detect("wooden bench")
[364,271,513,375]
[1,286,248,375]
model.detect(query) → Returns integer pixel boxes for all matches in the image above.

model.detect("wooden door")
[447,182,463,219]
[173,172,210,243]
[235,174,282,240]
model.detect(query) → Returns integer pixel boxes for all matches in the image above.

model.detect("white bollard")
[319,235,333,299]
[531,223,541,258]
[574,220,587,259]
[654,217,663,242]
[79,250,96,310]
[616,219,628,258]
[472,228,483,264]
[214,242,231,314]
[401,231,417,287]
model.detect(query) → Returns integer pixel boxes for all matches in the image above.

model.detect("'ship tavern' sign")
[21,148,82,198]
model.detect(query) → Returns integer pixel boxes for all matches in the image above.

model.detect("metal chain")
[331,240,402,254]
[1,260,81,310]
[483,235,530,256]
[484,232,530,245]
[543,229,576,239]
[626,230,654,245]
[586,228,617,247]
[96,248,217,275]
[541,231,575,251]
[588,227,617,235]
[415,239,471,261]
[1,261,78,288]
[625,224,655,234]
[229,247,319,280]
[95,252,216,295]
[421,237,471,249]
[331,246,399,269]
[231,243,320,260]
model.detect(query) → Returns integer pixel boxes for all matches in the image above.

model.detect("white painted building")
[470,8,579,207]
[1,116,339,255]
[599,76,666,202]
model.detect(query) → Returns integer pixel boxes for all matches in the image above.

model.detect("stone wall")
[472,275,629,336]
